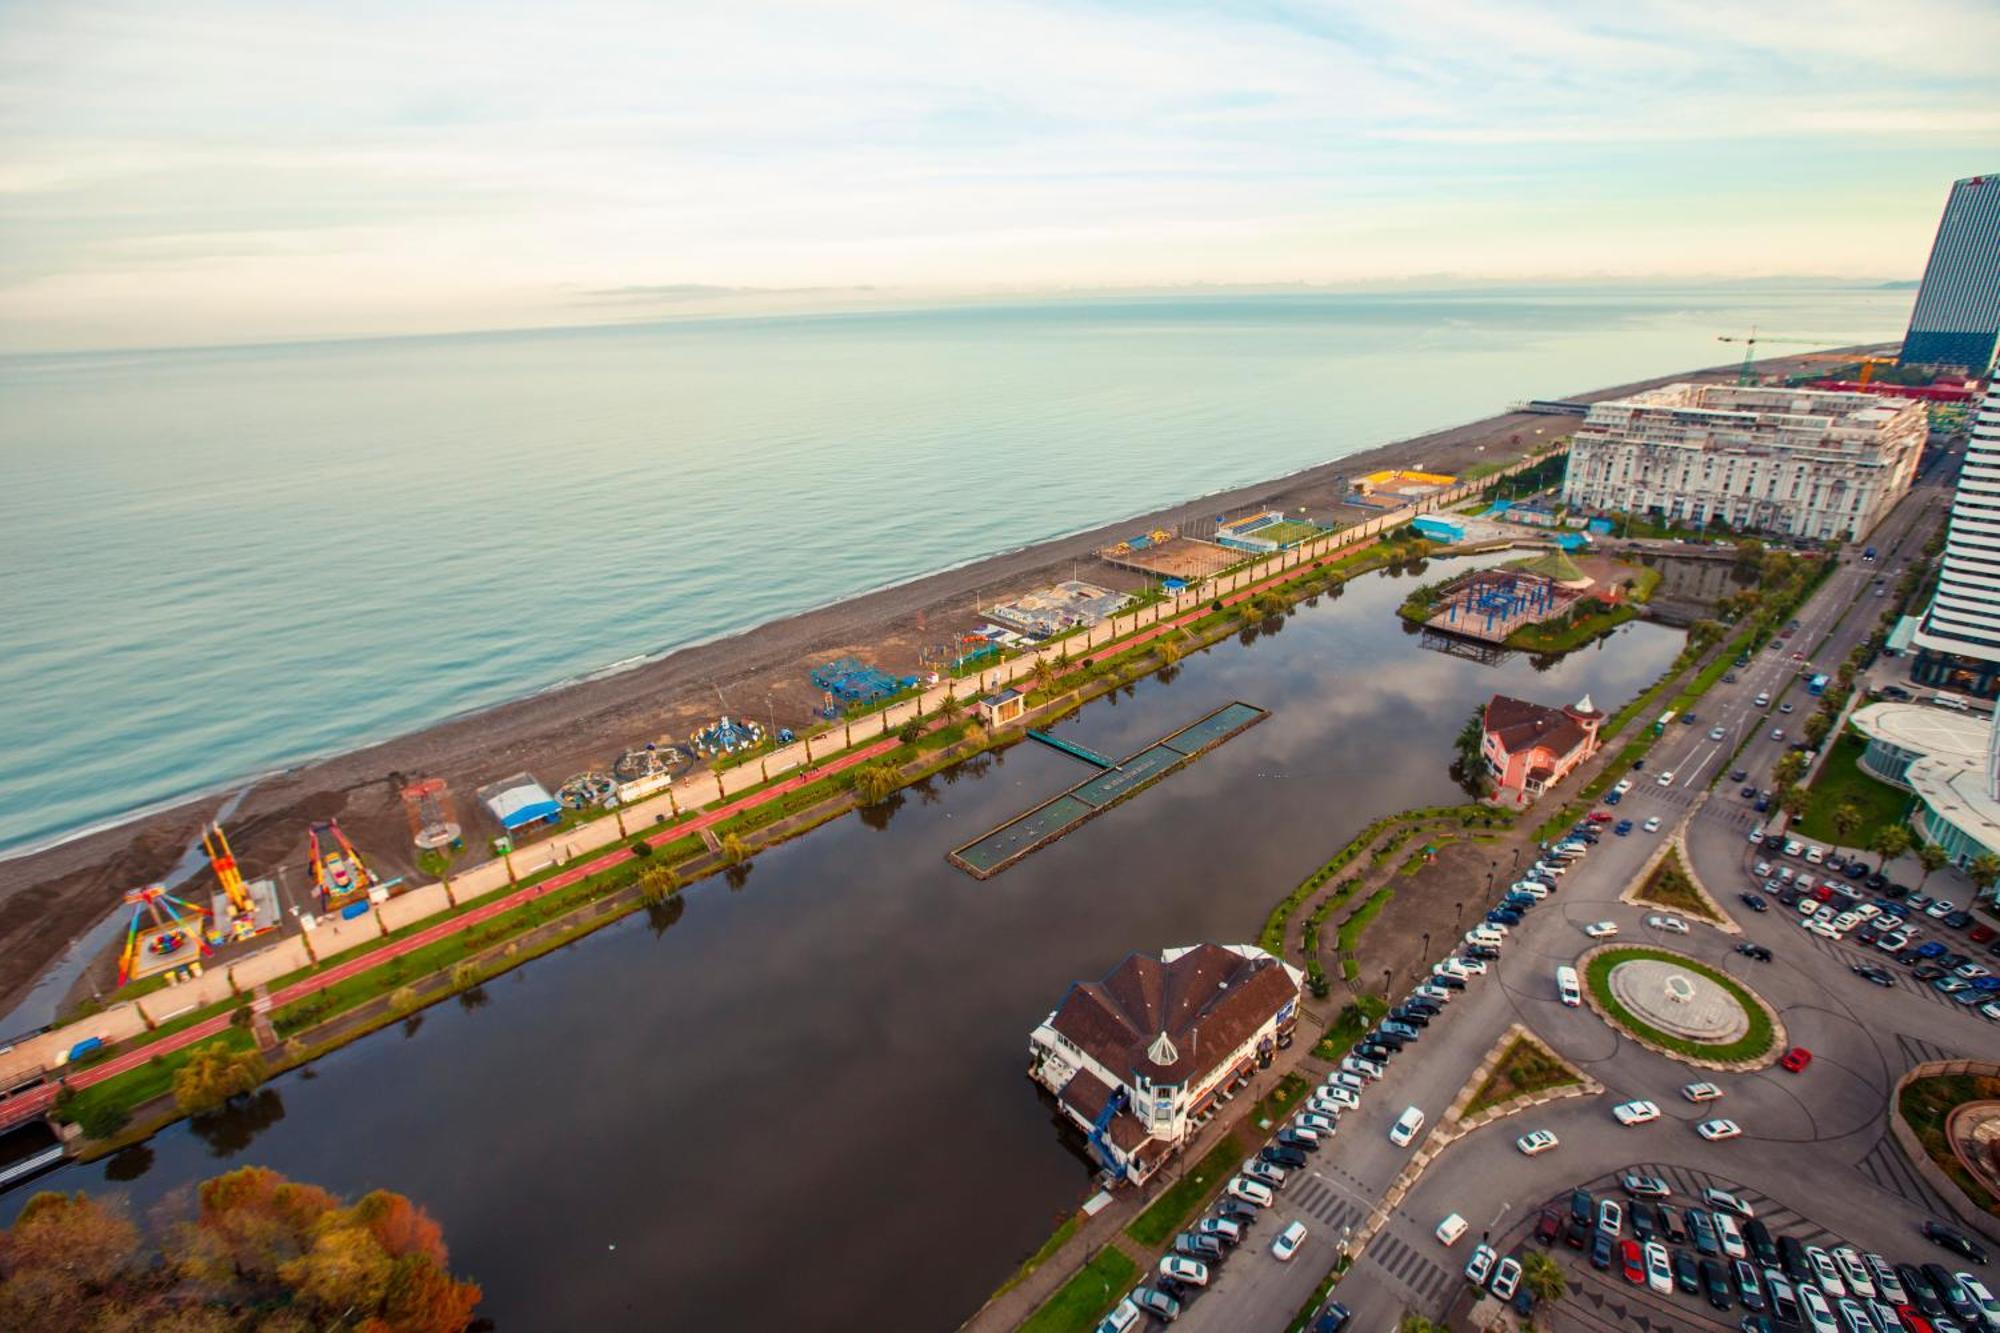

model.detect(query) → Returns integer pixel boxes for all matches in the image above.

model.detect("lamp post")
[1454,899,1464,929]
[1382,967,1393,997]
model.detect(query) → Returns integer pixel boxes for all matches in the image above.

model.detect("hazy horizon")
[3,1,1996,353]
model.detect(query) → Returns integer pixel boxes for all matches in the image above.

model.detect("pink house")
[1482,694,1603,806]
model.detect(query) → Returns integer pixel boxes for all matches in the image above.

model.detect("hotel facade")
[1560,384,1926,542]
[1911,383,2000,697]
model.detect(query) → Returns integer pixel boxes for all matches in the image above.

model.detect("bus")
[1807,674,1830,696]
[1653,710,1676,736]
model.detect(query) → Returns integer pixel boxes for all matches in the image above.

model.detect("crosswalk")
[1288,1173,1456,1312]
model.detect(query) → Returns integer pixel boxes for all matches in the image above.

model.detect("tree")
[936,693,962,725]
[1031,657,1056,694]
[1870,823,1912,872]
[1155,635,1182,668]
[1779,786,1810,825]
[1398,1318,1446,1333]
[719,833,750,866]
[1521,1248,1567,1312]
[1773,752,1808,788]
[1914,842,1949,891]
[1967,851,2000,901]
[172,1044,267,1117]
[637,865,679,906]
[1803,712,1832,747]
[850,762,901,805]
[1829,801,1863,849]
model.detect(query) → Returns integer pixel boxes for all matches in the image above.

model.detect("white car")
[1612,778,1634,796]
[1961,1274,2000,1324]
[1800,1284,1838,1333]
[1464,1242,1497,1284]
[1613,1100,1661,1126]
[1682,1081,1724,1103]
[1516,1129,1560,1156]
[1319,1085,1361,1111]
[1771,728,1786,741]
[1642,816,1663,833]
[1512,881,1550,899]
[1807,1246,1844,1297]
[1646,1240,1673,1294]
[1436,1213,1469,1247]
[1583,921,1620,939]
[1804,845,1825,865]
[1657,770,1676,786]
[1159,1254,1211,1286]
[1696,1118,1742,1141]
[1926,898,1958,918]
[1833,1247,1874,1299]
[1390,1105,1426,1147]
[1716,1212,1746,1259]
[1709,725,1726,740]
[1306,1094,1346,1119]
[1647,914,1690,934]
[1341,1056,1383,1081]
[1295,1111,1335,1136]
[1452,956,1489,975]
[1272,1220,1308,1262]
[1490,1256,1523,1300]
[1226,1177,1274,1208]
[1702,1187,1753,1219]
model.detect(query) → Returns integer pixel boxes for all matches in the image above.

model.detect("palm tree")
[1829,801,1862,849]
[936,693,963,726]
[1968,851,2000,903]
[1870,823,1912,872]
[1031,657,1056,694]
[1521,1249,1567,1314]
[1914,842,1949,892]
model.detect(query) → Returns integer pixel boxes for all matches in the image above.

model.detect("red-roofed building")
[1028,943,1303,1183]
[1482,693,1603,807]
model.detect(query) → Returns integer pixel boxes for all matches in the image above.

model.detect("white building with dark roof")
[1027,943,1303,1183]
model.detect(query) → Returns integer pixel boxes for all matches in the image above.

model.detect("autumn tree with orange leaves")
[0,1165,480,1332]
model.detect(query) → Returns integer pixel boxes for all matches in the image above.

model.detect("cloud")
[0,0,1994,350]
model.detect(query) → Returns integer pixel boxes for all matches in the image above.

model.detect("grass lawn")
[1794,732,1913,847]
[1506,604,1638,653]
[1463,1034,1579,1117]
[1312,997,1387,1060]
[1633,848,1722,922]
[1584,947,1775,1063]
[1020,1247,1141,1333]
[1126,1130,1244,1247]
[1337,886,1395,955]
[57,1027,256,1136]
[1255,520,1323,546]
[1898,1073,2000,1218]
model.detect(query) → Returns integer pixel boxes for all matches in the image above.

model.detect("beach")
[0,344,1871,1020]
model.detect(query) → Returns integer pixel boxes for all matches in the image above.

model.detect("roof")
[1505,549,1591,587]
[1048,943,1300,1088]
[1484,695,1598,762]
[1850,702,1988,762]
[477,773,562,830]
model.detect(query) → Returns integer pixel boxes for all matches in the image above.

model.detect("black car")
[1570,1189,1594,1224]
[1631,1201,1657,1240]
[1743,1219,1777,1267]
[1355,1042,1393,1064]
[1217,1197,1260,1225]
[1740,1316,1776,1333]
[1851,963,1895,986]
[1659,1206,1688,1246]
[1736,942,1774,962]
[1734,1259,1766,1312]
[1944,910,1974,929]
[1866,871,1889,890]
[1262,1145,1308,1169]
[1403,998,1442,1016]
[1369,1030,1407,1050]
[1701,1257,1734,1310]
[1388,1008,1430,1028]
[1278,1130,1319,1153]
[1899,1262,1946,1317]
[1674,1247,1701,1294]
[1311,1303,1351,1333]
[1779,1233,1809,1282]
[1466,944,1501,961]
[1762,834,1786,852]
[1591,1230,1614,1270]
[1730,768,1748,781]
[1922,1262,1979,1320]
[1768,1274,1801,1325]
[1741,785,1759,798]
[1887,882,1911,899]
[1565,1215,1590,1250]
[1430,973,1466,991]
[1740,892,1769,913]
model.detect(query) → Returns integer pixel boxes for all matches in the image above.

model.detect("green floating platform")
[948,701,1268,879]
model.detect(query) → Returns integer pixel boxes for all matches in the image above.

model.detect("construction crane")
[1715,328,1854,386]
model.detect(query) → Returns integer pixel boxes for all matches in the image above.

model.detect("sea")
[0,285,1912,860]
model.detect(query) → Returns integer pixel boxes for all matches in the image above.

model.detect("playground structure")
[987,581,1129,639]
[689,716,765,759]
[117,883,211,986]
[1425,569,1578,644]
[401,777,462,852]
[201,822,281,945]
[557,770,616,809]
[810,657,913,707]
[307,819,378,914]
[612,743,679,803]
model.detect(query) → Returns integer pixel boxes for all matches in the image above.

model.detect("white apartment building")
[1027,943,1302,1184]
[1912,382,2000,697]
[1561,383,1926,542]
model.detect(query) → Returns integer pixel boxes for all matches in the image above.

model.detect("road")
[1169,473,1990,1332]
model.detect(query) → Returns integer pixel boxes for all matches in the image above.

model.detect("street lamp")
[1382,967,1393,997]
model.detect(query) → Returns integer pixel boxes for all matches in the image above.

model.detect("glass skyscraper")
[1900,173,2000,372]
[1912,382,2000,696]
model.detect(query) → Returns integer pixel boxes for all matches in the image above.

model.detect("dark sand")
[0,348,1872,1018]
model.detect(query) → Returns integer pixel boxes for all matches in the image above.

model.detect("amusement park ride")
[116,821,287,986]
[203,822,281,943]
[308,818,379,914]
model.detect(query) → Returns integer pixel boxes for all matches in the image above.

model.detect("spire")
[1574,693,1595,715]
[1148,1030,1180,1066]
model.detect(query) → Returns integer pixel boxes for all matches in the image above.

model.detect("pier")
[948,702,1268,878]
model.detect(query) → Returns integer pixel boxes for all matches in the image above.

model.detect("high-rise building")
[1560,383,1926,542]
[1900,173,2000,372]
[1912,382,2000,696]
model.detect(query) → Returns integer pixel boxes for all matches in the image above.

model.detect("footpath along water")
[5,551,1680,1331]
[0,285,1902,857]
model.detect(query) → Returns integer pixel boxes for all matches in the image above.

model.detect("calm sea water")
[0,286,1907,856]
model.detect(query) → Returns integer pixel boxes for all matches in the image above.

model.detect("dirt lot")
[0,352,1793,1023]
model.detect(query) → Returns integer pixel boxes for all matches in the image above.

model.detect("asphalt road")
[1165,473,1992,1333]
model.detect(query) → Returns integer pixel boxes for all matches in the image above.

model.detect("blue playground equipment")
[1086,1086,1131,1177]
[690,716,765,758]
[810,656,910,704]
[1443,572,1556,636]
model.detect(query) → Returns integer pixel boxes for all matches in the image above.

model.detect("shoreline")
[0,345,1877,1020]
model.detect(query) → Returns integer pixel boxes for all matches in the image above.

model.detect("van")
[1556,965,1582,1008]
[1437,1213,1470,1246]
[1390,1105,1426,1147]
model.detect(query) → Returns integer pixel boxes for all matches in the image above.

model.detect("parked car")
[1621,1172,1671,1199]
[1130,1286,1183,1322]
[1490,1256,1523,1300]
[1158,1255,1210,1287]
[1272,1221,1308,1262]
[1464,1242,1498,1285]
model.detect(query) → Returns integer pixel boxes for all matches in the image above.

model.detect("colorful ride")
[308,818,378,913]
[117,883,213,985]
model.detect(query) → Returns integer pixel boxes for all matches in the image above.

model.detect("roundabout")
[1580,945,1781,1068]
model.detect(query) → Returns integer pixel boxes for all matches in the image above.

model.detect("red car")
[1589,811,1616,823]
[1620,1239,1644,1283]
[1970,924,1996,945]
[1780,1047,1812,1073]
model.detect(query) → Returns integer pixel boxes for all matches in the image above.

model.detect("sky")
[2,0,1998,352]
